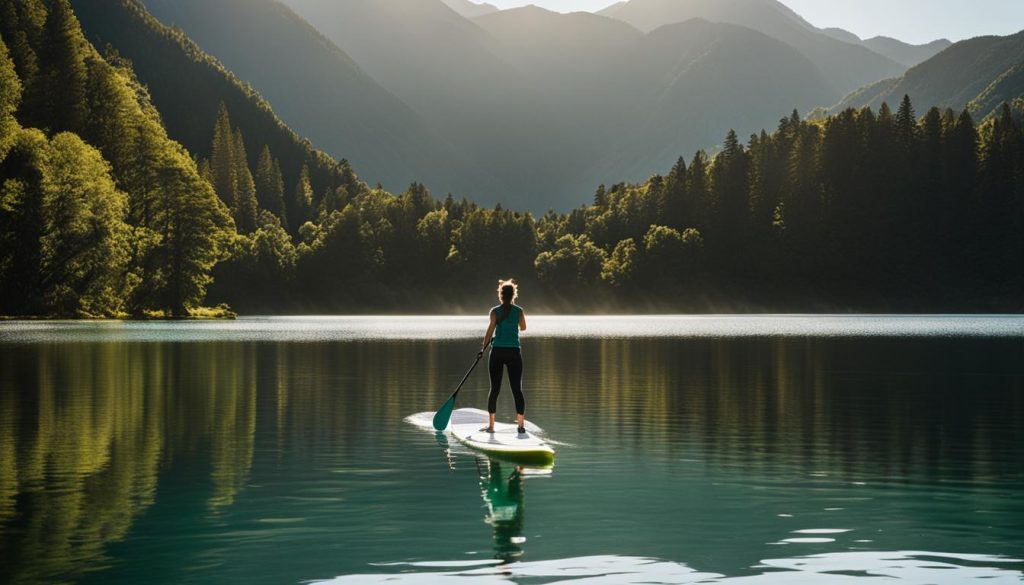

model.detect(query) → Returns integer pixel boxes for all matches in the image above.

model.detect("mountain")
[863,36,952,68]
[588,19,834,185]
[820,27,861,45]
[279,0,569,209]
[278,0,522,123]
[72,0,353,215]
[597,0,905,98]
[441,0,498,18]
[820,28,952,67]
[474,5,643,84]
[471,6,643,149]
[139,0,470,197]
[968,62,1024,119]
[474,8,832,191]
[280,0,835,210]
[830,30,1024,118]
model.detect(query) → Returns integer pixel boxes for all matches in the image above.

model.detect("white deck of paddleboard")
[448,408,554,457]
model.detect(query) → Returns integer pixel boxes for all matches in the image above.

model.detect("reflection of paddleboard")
[449,409,555,466]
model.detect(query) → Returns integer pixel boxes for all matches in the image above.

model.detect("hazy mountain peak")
[862,36,954,67]
[441,0,499,18]
[597,0,905,98]
[821,27,862,44]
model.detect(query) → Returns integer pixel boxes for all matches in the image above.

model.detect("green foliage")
[0,129,131,316]
[0,35,21,155]
[0,0,233,316]
[255,145,287,229]
[23,0,88,133]
[534,234,607,286]
[600,238,638,287]
[71,0,362,236]
[39,132,131,315]
[2,0,1023,314]
[448,206,537,281]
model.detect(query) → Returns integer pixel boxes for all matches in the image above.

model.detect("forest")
[1,0,1022,316]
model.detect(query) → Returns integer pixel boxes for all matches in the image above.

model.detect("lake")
[1,316,1022,584]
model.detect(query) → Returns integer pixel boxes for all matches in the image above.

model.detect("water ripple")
[313,551,1024,584]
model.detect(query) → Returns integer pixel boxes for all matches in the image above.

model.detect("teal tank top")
[491,304,521,348]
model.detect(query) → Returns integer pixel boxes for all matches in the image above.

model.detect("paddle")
[433,342,490,430]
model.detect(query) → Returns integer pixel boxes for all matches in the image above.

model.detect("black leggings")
[488,347,524,415]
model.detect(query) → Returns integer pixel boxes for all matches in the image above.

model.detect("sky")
[482,0,1024,45]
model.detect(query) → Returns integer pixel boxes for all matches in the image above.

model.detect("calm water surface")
[0,316,1022,584]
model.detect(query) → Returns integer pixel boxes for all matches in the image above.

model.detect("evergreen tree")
[895,94,918,153]
[210,103,236,209]
[686,150,710,231]
[255,145,287,229]
[0,1,43,101]
[232,127,258,233]
[710,129,750,260]
[27,0,87,132]
[661,156,689,230]
[292,163,313,226]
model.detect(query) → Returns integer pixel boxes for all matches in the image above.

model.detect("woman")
[478,279,527,434]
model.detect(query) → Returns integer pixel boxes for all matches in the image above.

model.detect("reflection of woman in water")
[477,459,525,563]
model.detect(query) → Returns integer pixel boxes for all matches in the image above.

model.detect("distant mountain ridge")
[596,0,906,97]
[818,27,952,67]
[829,29,1024,119]
[279,0,836,210]
[441,0,498,17]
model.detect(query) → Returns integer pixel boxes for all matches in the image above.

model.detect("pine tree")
[209,103,237,209]
[686,150,710,231]
[232,127,258,233]
[28,0,88,133]
[662,157,688,230]
[711,129,750,245]
[292,163,313,226]
[255,145,287,229]
[0,0,43,96]
[895,94,918,151]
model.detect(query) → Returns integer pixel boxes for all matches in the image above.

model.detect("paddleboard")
[448,408,555,466]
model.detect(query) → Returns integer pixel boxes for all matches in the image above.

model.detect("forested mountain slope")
[71,0,358,232]
[830,30,1024,119]
[0,0,233,316]
[140,0,471,197]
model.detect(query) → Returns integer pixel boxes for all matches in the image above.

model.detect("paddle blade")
[432,396,456,430]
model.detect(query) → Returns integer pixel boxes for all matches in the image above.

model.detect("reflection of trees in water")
[527,337,1024,479]
[0,343,257,583]
[476,458,525,563]
[0,336,1020,581]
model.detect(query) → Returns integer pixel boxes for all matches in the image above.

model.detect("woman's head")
[497,279,518,305]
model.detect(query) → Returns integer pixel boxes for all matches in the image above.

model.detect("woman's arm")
[481,310,497,354]
[519,309,527,331]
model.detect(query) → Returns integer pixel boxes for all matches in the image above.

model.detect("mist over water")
[0,317,1022,584]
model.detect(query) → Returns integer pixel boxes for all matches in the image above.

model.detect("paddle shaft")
[450,340,491,401]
